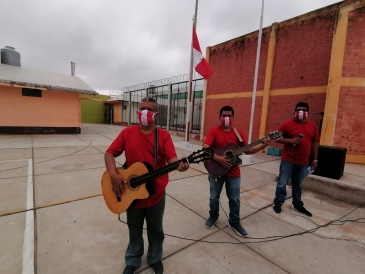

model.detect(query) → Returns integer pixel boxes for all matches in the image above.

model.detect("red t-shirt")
[204,126,247,178]
[106,126,177,208]
[279,119,319,165]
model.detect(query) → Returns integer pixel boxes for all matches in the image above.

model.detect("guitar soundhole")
[224,151,234,160]
[128,176,140,191]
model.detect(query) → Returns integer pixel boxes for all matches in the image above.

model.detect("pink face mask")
[295,110,308,120]
[137,110,157,126]
[221,117,233,127]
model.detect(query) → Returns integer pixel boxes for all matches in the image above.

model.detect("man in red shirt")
[273,102,319,217]
[105,97,189,274]
[203,106,270,237]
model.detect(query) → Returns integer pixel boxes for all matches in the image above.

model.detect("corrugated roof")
[0,63,97,95]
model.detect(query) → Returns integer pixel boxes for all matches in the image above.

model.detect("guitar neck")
[232,138,266,156]
[132,160,183,187]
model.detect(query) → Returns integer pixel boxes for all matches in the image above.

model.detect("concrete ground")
[0,123,364,274]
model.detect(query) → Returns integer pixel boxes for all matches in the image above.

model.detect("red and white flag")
[192,26,213,79]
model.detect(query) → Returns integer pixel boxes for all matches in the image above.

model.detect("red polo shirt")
[106,126,177,208]
[204,126,247,178]
[279,119,319,165]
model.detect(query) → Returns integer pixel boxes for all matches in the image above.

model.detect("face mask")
[295,110,308,120]
[221,117,233,127]
[137,110,157,126]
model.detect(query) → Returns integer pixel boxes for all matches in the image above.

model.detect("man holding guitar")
[104,97,189,274]
[203,106,270,237]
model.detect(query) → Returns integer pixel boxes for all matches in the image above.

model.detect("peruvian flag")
[192,26,213,79]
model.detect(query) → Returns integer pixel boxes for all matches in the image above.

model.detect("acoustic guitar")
[101,147,214,214]
[203,131,282,177]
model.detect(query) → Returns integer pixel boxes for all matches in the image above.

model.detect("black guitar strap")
[145,127,159,196]
[233,127,244,147]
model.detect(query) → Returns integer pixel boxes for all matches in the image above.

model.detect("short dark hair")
[295,101,309,111]
[141,97,157,104]
[141,97,159,108]
[219,106,234,117]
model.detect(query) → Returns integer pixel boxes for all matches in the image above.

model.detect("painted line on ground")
[22,159,34,274]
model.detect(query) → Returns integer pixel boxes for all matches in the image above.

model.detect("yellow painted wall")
[0,86,80,127]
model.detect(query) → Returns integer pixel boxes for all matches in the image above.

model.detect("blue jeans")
[125,194,165,267]
[208,174,241,224]
[274,160,308,207]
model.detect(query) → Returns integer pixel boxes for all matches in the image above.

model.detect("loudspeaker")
[311,145,347,180]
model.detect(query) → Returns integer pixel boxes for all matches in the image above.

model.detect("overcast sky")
[0,0,340,95]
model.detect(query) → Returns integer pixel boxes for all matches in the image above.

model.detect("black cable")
[2,135,363,244]
[117,201,365,244]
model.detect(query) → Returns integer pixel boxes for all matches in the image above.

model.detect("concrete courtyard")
[0,123,364,274]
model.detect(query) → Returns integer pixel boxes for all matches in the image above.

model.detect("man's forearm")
[104,153,118,174]
[275,138,292,145]
[311,141,319,160]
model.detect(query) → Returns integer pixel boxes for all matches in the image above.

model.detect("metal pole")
[167,84,172,131]
[248,0,264,144]
[184,0,199,143]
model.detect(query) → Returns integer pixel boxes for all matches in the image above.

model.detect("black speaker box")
[311,145,347,180]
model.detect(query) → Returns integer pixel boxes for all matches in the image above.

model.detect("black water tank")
[1,46,21,66]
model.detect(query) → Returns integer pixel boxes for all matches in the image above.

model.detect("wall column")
[259,23,278,139]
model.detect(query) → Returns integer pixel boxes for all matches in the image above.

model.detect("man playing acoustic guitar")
[104,97,189,274]
[203,106,270,237]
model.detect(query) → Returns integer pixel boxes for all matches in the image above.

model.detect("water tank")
[1,46,21,67]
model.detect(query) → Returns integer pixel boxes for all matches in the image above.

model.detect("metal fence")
[115,73,204,134]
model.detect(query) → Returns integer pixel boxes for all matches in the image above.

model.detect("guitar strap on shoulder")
[154,127,159,168]
[233,127,244,147]
[145,127,159,197]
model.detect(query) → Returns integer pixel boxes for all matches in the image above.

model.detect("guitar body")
[204,143,242,177]
[101,162,153,214]
[100,147,215,214]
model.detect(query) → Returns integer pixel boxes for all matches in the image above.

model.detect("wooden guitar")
[101,147,214,214]
[203,131,282,177]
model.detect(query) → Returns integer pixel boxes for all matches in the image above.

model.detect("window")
[22,88,42,97]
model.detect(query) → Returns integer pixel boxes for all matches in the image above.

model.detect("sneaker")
[294,205,312,217]
[123,265,137,274]
[151,261,164,274]
[205,217,218,229]
[273,205,281,214]
[229,222,248,237]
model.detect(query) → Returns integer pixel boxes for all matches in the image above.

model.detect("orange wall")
[0,86,80,127]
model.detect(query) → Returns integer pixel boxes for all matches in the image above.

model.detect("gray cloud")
[0,0,339,95]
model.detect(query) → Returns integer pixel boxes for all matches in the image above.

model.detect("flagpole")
[184,0,199,143]
[248,0,265,144]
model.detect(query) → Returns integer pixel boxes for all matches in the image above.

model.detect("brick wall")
[205,9,336,142]
[271,10,336,90]
[335,87,365,154]
[342,6,365,77]
[204,97,263,139]
[335,6,365,154]
[204,1,365,161]
[208,29,270,95]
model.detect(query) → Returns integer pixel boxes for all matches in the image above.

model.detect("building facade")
[203,0,365,164]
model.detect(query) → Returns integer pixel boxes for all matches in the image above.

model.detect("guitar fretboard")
[232,138,265,156]
[130,159,183,188]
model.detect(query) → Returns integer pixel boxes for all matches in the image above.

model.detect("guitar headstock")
[186,147,214,164]
[267,131,282,141]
